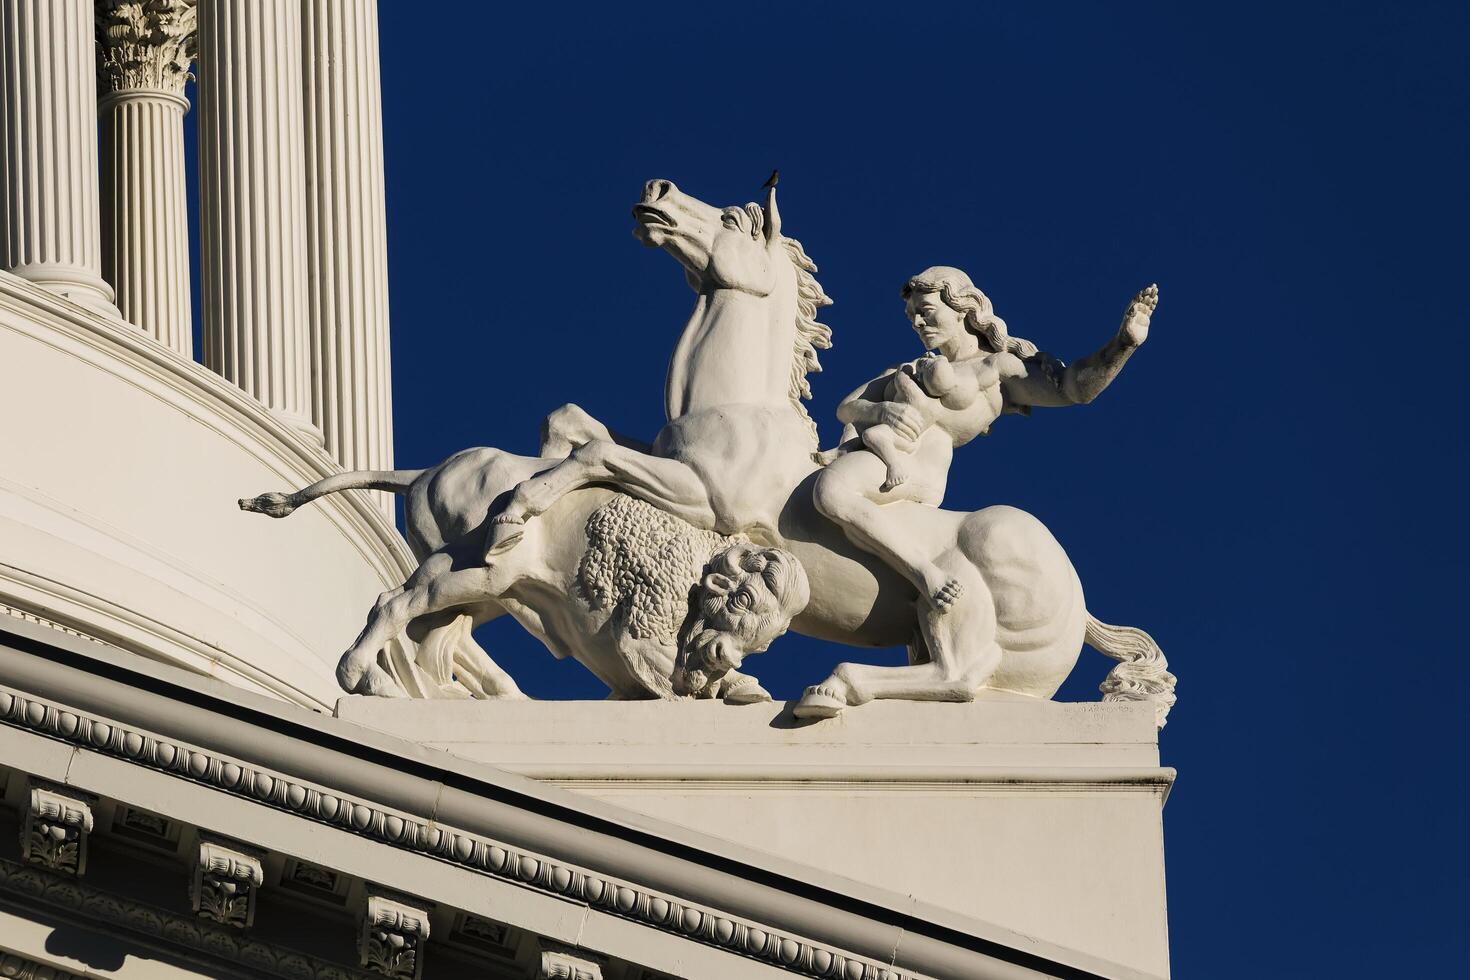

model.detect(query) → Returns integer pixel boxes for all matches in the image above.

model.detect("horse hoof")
[794,685,846,719]
[723,680,773,705]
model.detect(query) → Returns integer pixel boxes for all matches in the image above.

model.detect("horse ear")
[764,184,781,245]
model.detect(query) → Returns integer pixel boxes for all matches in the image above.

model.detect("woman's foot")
[920,570,964,614]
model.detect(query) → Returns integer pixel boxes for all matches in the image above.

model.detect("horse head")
[635,178,833,439]
[633,178,789,298]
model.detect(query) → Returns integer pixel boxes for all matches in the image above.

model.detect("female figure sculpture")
[812,267,1159,614]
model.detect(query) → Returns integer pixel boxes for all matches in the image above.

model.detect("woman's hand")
[1118,283,1159,348]
[877,401,924,441]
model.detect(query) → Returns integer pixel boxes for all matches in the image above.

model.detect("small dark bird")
[763,169,780,189]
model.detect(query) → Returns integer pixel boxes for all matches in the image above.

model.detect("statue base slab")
[335,696,1173,978]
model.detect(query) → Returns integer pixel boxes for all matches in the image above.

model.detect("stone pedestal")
[0,0,118,316]
[337,697,1174,978]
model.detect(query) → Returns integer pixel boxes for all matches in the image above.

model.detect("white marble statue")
[811,269,1157,616]
[242,177,1176,725]
[241,444,805,704]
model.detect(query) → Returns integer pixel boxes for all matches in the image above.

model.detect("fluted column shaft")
[197,0,318,439]
[97,0,196,355]
[303,0,395,499]
[0,0,117,315]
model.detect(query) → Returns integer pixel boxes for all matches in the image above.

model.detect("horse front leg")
[795,561,1000,719]
[486,439,716,556]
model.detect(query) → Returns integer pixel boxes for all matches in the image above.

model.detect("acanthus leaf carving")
[191,834,265,929]
[95,0,197,96]
[540,949,604,980]
[20,783,93,875]
[360,890,430,980]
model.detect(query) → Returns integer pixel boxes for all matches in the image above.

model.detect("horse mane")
[779,236,833,444]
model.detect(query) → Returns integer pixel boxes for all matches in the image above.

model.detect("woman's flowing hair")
[901,266,1038,358]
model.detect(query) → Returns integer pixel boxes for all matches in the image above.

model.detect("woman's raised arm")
[1004,285,1157,409]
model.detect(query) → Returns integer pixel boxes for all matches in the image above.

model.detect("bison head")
[672,543,810,698]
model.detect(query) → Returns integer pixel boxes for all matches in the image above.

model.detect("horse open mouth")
[632,204,675,230]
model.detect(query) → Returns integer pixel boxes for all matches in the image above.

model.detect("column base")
[8,264,119,318]
[280,411,324,447]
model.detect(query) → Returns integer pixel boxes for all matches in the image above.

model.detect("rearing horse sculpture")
[482,179,1175,722]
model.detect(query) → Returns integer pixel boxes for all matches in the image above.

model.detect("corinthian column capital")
[96,0,197,98]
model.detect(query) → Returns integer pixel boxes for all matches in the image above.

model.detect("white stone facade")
[0,0,407,707]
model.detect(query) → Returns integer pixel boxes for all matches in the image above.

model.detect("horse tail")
[1085,613,1177,729]
[238,469,424,519]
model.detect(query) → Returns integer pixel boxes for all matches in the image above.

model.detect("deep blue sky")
[216,2,1470,975]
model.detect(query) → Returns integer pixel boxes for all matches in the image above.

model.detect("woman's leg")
[812,451,961,611]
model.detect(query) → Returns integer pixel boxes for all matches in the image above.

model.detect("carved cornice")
[0,856,379,980]
[20,784,93,876]
[96,0,197,97]
[360,891,431,980]
[191,834,265,929]
[0,685,922,980]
